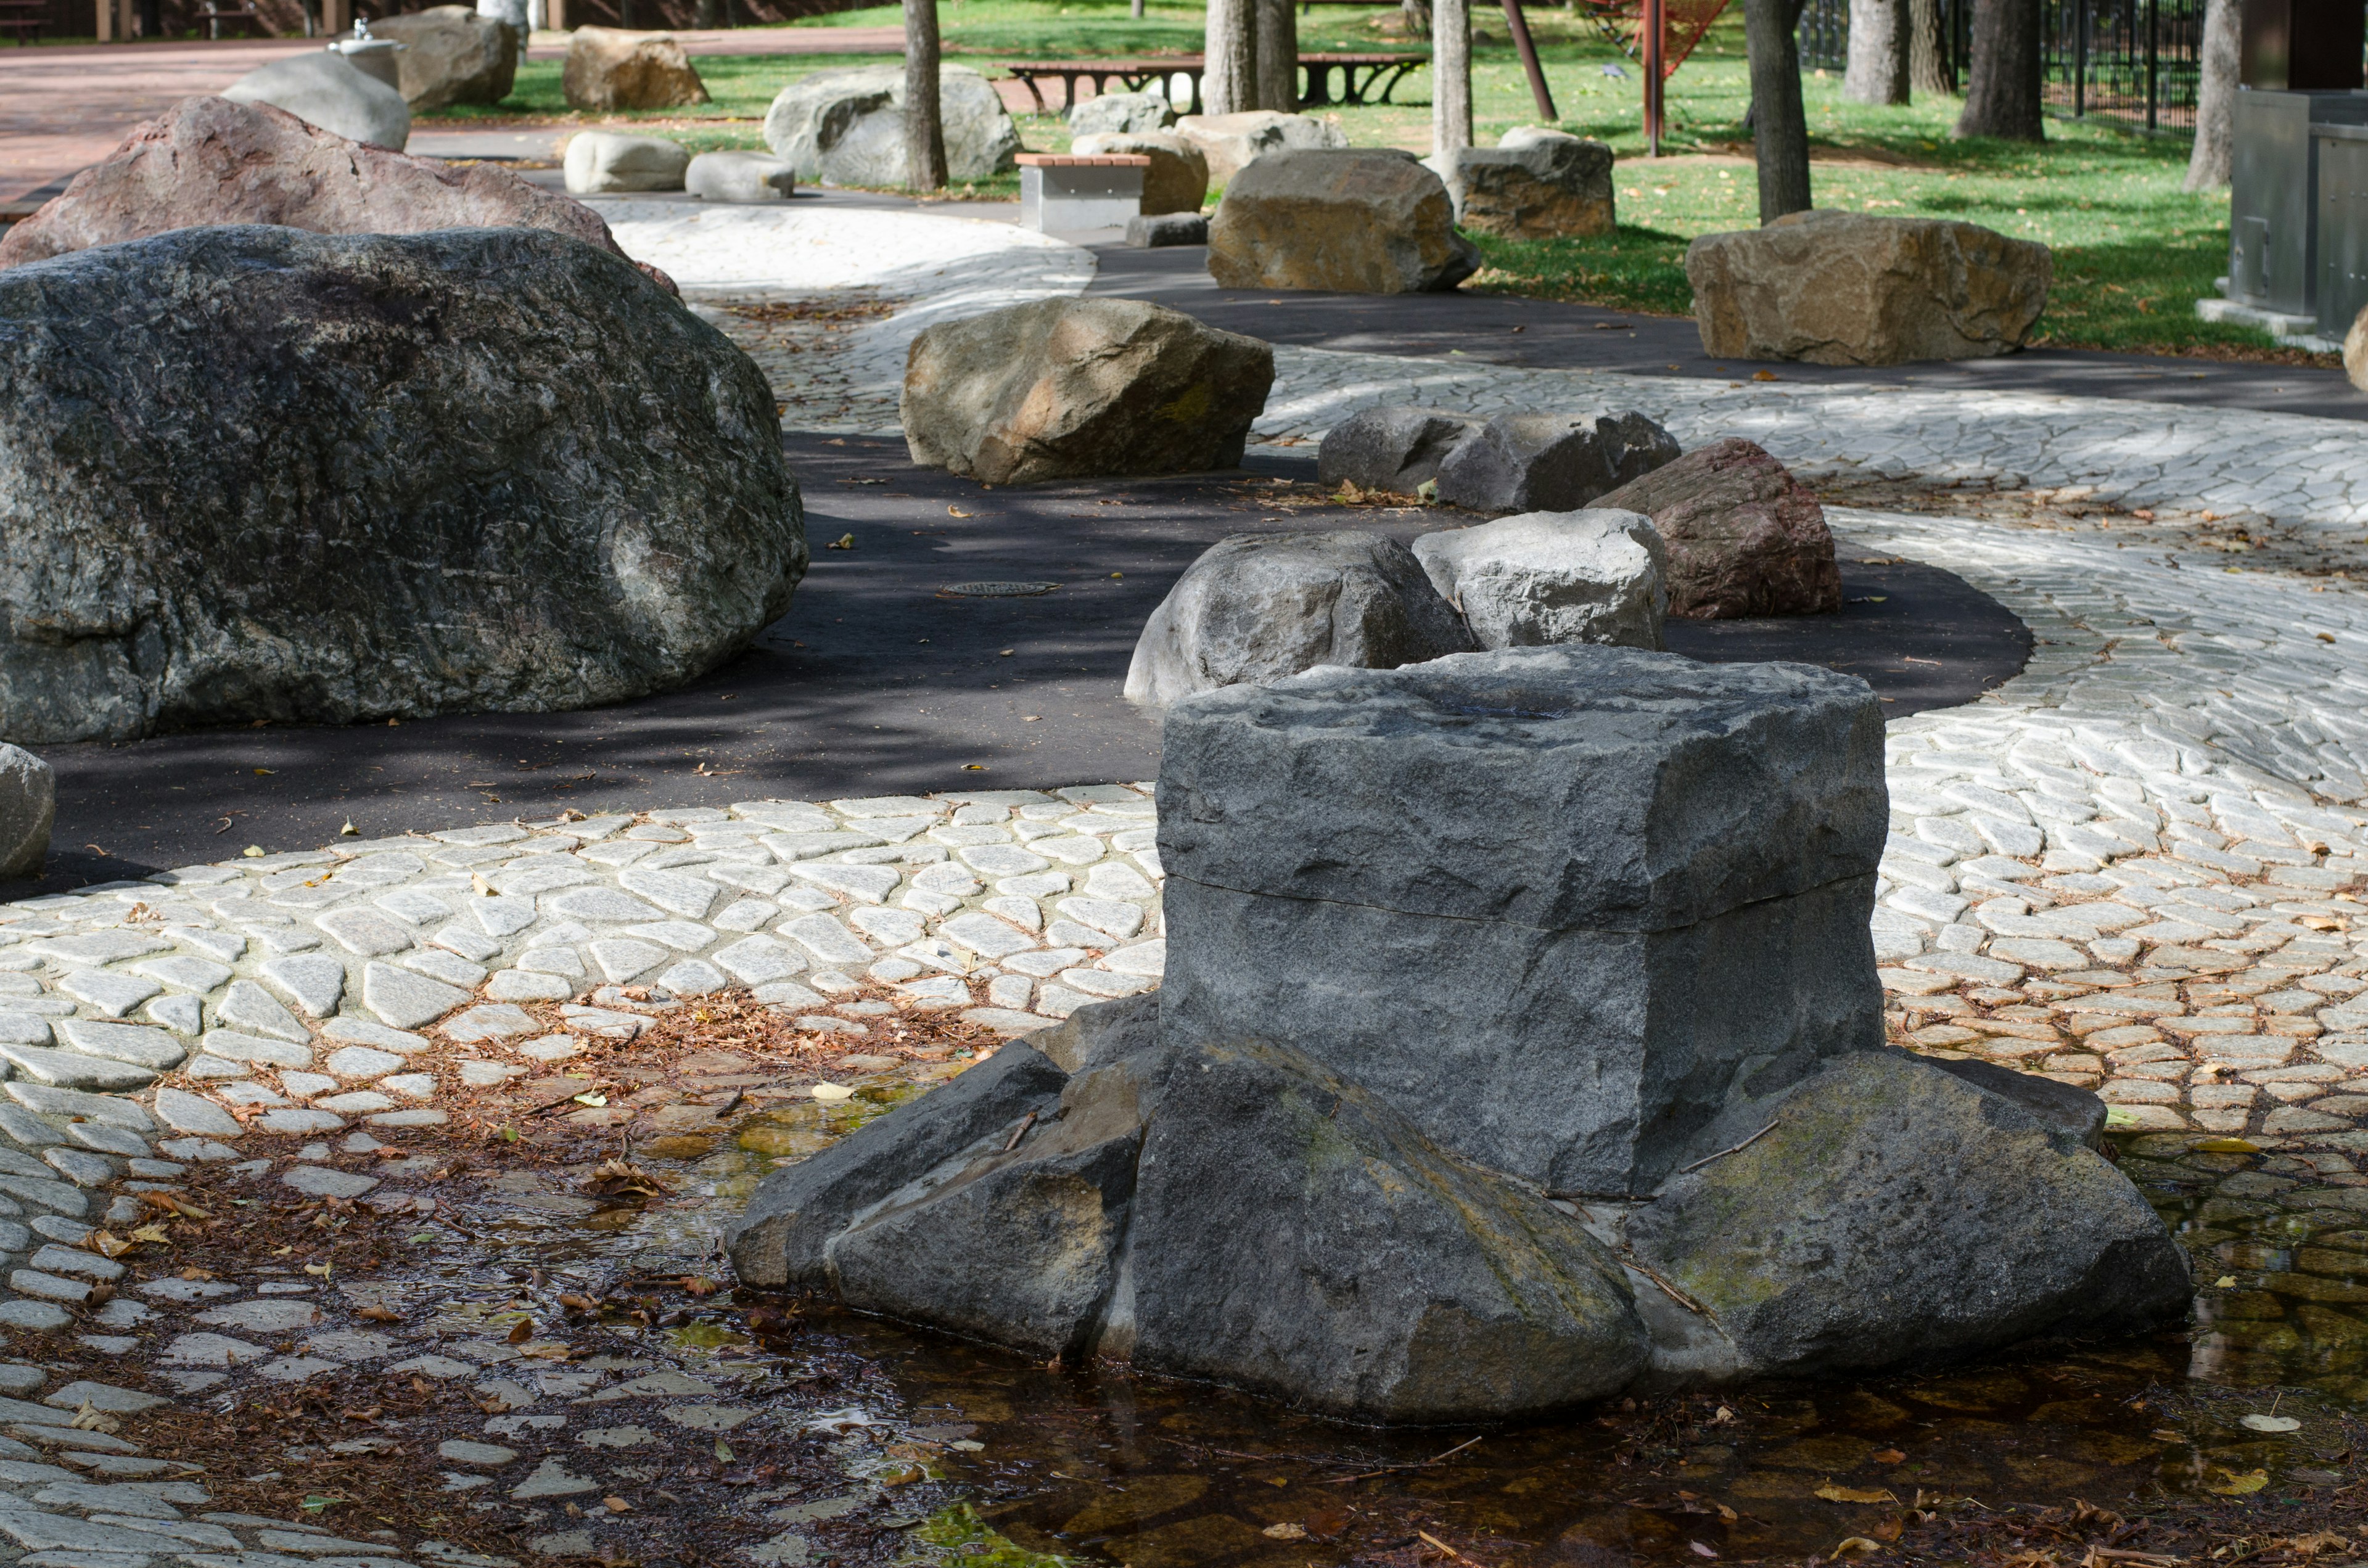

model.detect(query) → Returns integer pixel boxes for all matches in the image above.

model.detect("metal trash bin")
[2316,123,2368,339]
[2226,88,2368,321]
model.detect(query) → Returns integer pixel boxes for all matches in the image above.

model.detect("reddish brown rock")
[0,96,665,292]
[1593,438,1841,619]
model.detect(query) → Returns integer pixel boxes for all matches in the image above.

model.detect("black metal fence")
[1795,0,2200,129]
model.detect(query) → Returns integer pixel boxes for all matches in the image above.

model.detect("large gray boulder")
[686,150,796,203]
[902,297,1272,485]
[222,51,411,151]
[1208,149,1479,295]
[1069,91,1175,138]
[1315,406,1482,495]
[763,64,1019,187]
[0,744,52,879]
[1410,509,1667,651]
[1433,127,1614,239]
[1156,647,1889,1196]
[371,6,517,110]
[0,225,805,745]
[563,131,689,194]
[1593,437,1841,620]
[1124,532,1476,706]
[1173,110,1348,184]
[1434,410,1680,514]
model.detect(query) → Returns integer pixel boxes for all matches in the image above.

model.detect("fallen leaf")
[603,1497,633,1513]
[506,1319,533,1344]
[357,1305,402,1323]
[1872,1449,1905,1464]
[559,1294,603,1313]
[2195,1137,2260,1154]
[826,533,855,551]
[1832,1539,1880,1557]
[810,1082,855,1102]
[715,1439,736,1463]
[571,1093,608,1107]
[948,507,971,518]
[303,1262,333,1278]
[683,1276,720,1297]
[2151,1428,2183,1442]
[1688,1545,1717,1560]
[1264,1524,1309,1541]
[70,1402,122,1434]
[2203,1467,2268,1496]
[2240,1413,2301,1433]
[2285,1531,2350,1557]
[1815,1484,1900,1505]
[1751,369,1778,382]
[86,1231,131,1258]
[127,1225,170,1246]
[300,1496,342,1514]
[2216,1275,2239,1288]
[178,1266,217,1281]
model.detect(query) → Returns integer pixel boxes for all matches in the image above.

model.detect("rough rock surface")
[563,131,689,194]
[1069,91,1175,137]
[1926,1054,2108,1149]
[686,150,795,203]
[1623,1051,2190,1380]
[1071,131,1207,215]
[1127,212,1207,247]
[0,225,805,745]
[1434,127,1614,239]
[902,297,1272,485]
[1433,410,1680,513]
[1316,406,1482,495]
[1411,509,1667,650]
[1172,110,1349,184]
[762,64,1019,186]
[221,51,410,150]
[2346,302,2368,393]
[0,98,651,282]
[1124,532,1477,706]
[1156,647,1889,1194]
[1209,150,1479,295]
[371,6,517,110]
[0,744,52,879]
[1686,209,2053,366]
[1593,437,1841,619]
[562,28,709,112]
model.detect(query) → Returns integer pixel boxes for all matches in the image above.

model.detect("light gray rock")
[153,1090,240,1139]
[762,64,1019,186]
[372,6,517,110]
[1433,410,1680,514]
[1068,90,1175,137]
[1125,211,1207,248]
[1315,406,1482,496]
[1156,647,1889,1195]
[686,150,794,203]
[1207,149,1477,294]
[0,225,804,744]
[0,745,51,878]
[1172,110,1349,184]
[0,1045,153,1091]
[563,131,689,195]
[1411,509,1667,650]
[1123,531,1474,707]
[222,51,411,152]
[1430,127,1614,239]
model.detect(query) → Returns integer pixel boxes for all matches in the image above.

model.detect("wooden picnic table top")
[1000,51,1424,70]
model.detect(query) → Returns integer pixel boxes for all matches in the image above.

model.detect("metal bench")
[1001,51,1426,116]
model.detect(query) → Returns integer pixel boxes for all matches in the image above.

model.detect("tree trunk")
[2184,0,2239,189]
[1403,0,1431,35]
[1954,0,2044,138]
[1206,0,1259,114]
[1255,0,1300,109]
[1844,0,1912,102]
[1909,0,1955,92]
[1745,0,1812,219]
[903,0,949,190]
[1432,0,1472,157]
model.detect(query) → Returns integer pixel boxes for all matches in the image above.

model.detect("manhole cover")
[940,581,1059,597]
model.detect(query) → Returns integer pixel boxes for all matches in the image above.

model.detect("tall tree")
[903,0,949,190]
[1909,0,1955,92]
[1745,0,1811,219]
[1255,0,1301,110]
[2185,0,2240,188]
[1954,0,2044,138]
[1844,0,1911,102]
[1206,0,1259,113]
[1433,0,1473,156]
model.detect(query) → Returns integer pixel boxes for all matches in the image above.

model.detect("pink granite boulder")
[1593,438,1841,619]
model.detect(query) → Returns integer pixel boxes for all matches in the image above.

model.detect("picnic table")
[1001,51,1424,116]
[0,0,46,43]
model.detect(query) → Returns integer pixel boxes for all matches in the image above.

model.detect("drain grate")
[940,581,1060,597]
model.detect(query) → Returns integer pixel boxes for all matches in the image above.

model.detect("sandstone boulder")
[1208,149,1479,294]
[1434,126,1613,239]
[371,6,516,110]
[2346,302,2368,393]
[1174,109,1348,184]
[1069,89,1175,138]
[564,131,689,194]
[0,97,660,292]
[902,297,1272,485]
[1433,409,1679,512]
[1593,437,1841,619]
[1072,130,1207,215]
[1685,209,2052,365]
[1410,509,1667,650]
[1124,531,1476,705]
[222,50,409,150]
[0,225,804,744]
[763,64,1019,186]
[686,149,796,203]
[0,744,52,880]
[1315,406,1482,494]
[562,27,709,112]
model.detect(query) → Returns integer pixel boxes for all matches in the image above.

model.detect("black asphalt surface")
[8,436,2028,895]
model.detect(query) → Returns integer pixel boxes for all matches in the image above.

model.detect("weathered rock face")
[763,64,1019,186]
[563,131,689,194]
[1209,149,1479,294]
[902,297,1273,485]
[1124,532,1477,706]
[1436,127,1614,239]
[1411,509,1667,650]
[0,97,652,285]
[1072,130,1207,215]
[0,225,805,744]
[1624,1051,2190,1381]
[686,149,795,203]
[1173,110,1349,184]
[371,6,517,110]
[222,51,410,150]
[1593,437,1841,620]
[562,27,709,112]
[0,744,52,880]
[1686,210,2053,365]
[1069,90,1175,138]
[1157,647,1889,1196]
[1434,410,1680,513]
[2346,302,2368,393]
[1316,406,1482,495]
